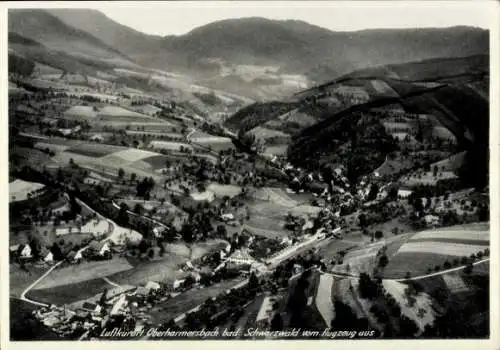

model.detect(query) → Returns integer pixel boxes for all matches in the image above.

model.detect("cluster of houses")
[33,282,165,338]
[10,239,114,265]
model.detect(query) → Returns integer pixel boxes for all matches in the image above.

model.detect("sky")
[89,1,492,36]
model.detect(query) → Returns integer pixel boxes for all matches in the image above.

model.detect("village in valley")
[8,7,491,341]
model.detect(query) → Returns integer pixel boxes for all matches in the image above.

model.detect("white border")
[1,2,498,350]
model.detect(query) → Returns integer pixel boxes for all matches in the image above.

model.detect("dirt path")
[102,276,121,288]
[20,261,64,307]
[393,258,490,282]
[328,258,490,282]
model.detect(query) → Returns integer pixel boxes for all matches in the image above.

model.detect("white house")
[173,279,185,291]
[281,236,293,246]
[153,227,163,238]
[145,281,161,291]
[424,215,440,227]
[74,249,84,262]
[220,213,235,222]
[20,244,32,259]
[44,251,54,263]
[99,242,111,256]
[90,134,104,142]
[110,294,128,316]
[398,188,413,198]
[220,250,227,260]
[226,249,256,265]
[55,227,72,236]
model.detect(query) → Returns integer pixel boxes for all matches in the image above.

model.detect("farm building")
[220,213,235,222]
[42,249,54,263]
[41,117,58,126]
[135,287,150,296]
[55,227,75,236]
[88,241,111,257]
[9,179,46,203]
[89,134,104,142]
[172,279,185,291]
[398,188,413,198]
[110,294,128,316]
[423,215,440,227]
[83,177,101,186]
[226,249,256,265]
[82,302,102,313]
[145,281,161,291]
[20,244,32,259]
[107,285,137,301]
[58,128,73,137]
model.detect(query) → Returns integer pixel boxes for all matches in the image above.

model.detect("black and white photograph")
[4,0,497,343]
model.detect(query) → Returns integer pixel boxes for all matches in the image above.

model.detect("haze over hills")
[9,8,489,98]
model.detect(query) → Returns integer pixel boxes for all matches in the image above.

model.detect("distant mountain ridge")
[10,9,489,83]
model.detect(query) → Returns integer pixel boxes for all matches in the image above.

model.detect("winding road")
[20,261,64,307]
[328,257,490,282]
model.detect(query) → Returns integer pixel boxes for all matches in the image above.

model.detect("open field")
[397,241,487,256]
[332,242,384,276]
[401,170,458,186]
[318,237,363,260]
[382,280,436,330]
[190,239,229,261]
[34,141,73,153]
[190,191,215,202]
[66,143,125,158]
[442,273,470,293]
[382,121,413,131]
[10,264,49,296]
[249,126,290,140]
[140,154,179,169]
[126,130,184,139]
[34,258,134,290]
[109,257,187,286]
[189,130,231,143]
[99,106,153,119]
[263,145,288,157]
[131,104,162,116]
[148,277,245,325]
[374,156,414,177]
[431,151,466,171]
[71,92,120,101]
[106,148,159,163]
[244,187,320,238]
[410,227,489,242]
[382,224,489,278]
[243,222,287,239]
[382,252,468,279]
[9,179,45,202]
[315,274,335,326]
[27,277,112,306]
[207,183,242,198]
[149,140,193,152]
[370,79,399,96]
[332,278,365,319]
[63,105,97,119]
[432,126,457,141]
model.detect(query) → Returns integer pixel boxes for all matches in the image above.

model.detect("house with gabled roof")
[20,244,32,259]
